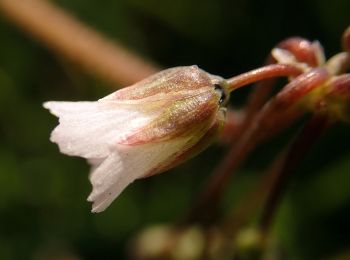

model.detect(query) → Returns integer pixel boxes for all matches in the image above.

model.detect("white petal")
[43,101,161,158]
[272,48,297,65]
[87,137,191,213]
[312,40,325,66]
[271,48,310,72]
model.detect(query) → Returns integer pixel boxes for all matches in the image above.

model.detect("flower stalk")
[259,114,332,235]
[226,64,302,92]
[188,68,329,223]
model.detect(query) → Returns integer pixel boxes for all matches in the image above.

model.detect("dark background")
[0,0,350,259]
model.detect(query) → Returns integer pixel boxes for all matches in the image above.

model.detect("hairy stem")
[0,0,159,86]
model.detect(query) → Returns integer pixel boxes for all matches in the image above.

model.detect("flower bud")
[44,65,228,212]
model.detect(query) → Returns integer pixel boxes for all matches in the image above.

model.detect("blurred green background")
[1,0,350,259]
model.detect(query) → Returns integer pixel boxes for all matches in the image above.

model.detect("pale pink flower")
[44,66,228,212]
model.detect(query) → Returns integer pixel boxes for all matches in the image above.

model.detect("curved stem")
[221,114,331,243]
[226,64,302,92]
[187,68,329,224]
[221,74,279,145]
[259,115,332,234]
[221,36,321,144]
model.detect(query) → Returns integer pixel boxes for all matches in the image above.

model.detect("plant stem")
[259,114,332,234]
[220,77,278,145]
[222,36,318,144]
[0,0,159,86]
[226,64,302,92]
[187,68,329,224]
[221,113,331,245]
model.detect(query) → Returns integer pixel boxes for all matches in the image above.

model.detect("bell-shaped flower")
[44,66,228,212]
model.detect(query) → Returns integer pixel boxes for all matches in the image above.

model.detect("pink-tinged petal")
[87,137,192,213]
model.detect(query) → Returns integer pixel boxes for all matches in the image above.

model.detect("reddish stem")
[226,64,302,92]
[221,115,331,244]
[187,68,329,224]
[221,77,279,145]
[259,115,332,234]
[221,37,317,144]
[328,74,350,96]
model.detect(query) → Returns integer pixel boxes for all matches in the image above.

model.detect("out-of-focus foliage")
[0,0,349,259]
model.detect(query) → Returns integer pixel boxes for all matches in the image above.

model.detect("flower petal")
[87,138,192,213]
[44,65,226,213]
[43,100,160,158]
